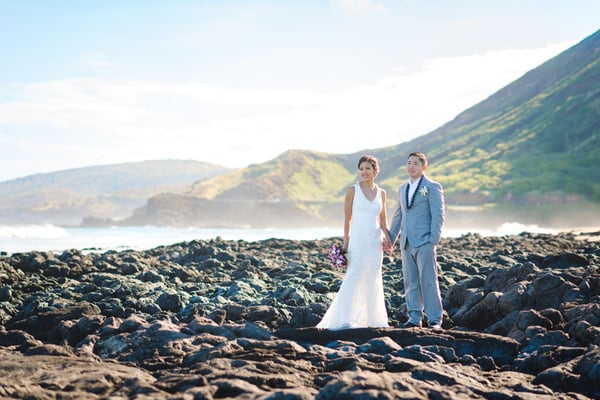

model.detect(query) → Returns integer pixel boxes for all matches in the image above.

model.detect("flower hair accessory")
[328,243,347,270]
[419,186,428,196]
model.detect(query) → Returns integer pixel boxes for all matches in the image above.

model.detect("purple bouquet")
[328,243,347,270]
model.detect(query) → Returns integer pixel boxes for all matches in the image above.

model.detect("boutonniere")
[419,187,428,196]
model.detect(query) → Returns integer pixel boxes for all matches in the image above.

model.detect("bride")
[317,155,391,330]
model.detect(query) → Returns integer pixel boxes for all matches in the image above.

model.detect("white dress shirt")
[407,177,421,206]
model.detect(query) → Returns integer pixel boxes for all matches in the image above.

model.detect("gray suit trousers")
[401,241,443,325]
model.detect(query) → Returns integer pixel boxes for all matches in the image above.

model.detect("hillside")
[121,151,356,227]
[368,28,600,227]
[187,150,355,202]
[0,160,229,225]
[376,28,600,205]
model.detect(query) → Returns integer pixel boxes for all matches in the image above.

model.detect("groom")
[387,152,444,330]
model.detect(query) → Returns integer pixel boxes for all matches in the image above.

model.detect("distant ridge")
[121,150,353,228]
[0,160,229,225]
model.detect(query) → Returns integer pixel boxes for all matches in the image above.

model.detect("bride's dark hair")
[358,155,379,172]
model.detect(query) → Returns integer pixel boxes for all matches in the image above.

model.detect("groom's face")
[406,156,425,180]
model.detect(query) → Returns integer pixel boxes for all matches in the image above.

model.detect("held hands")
[382,237,394,254]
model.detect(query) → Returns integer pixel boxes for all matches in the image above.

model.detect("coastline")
[2,223,599,256]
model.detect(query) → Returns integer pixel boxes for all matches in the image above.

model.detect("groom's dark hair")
[409,152,427,167]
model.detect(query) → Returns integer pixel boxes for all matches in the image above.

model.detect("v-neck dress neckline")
[359,183,378,202]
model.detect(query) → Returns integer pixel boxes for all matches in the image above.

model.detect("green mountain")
[187,150,355,202]
[0,160,229,225]
[379,28,600,204]
[371,28,600,227]
[126,29,600,229]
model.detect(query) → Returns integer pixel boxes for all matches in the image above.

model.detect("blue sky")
[1,0,598,181]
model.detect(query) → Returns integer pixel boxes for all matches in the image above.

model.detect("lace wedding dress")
[317,183,389,330]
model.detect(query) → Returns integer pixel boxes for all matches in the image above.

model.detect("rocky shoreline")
[0,231,599,399]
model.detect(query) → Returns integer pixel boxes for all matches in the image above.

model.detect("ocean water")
[0,225,341,255]
[0,223,560,255]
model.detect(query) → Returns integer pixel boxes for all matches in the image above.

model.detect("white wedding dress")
[317,183,389,330]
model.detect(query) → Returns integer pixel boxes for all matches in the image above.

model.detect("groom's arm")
[428,182,445,245]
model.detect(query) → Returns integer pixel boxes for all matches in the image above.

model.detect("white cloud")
[0,80,154,129]
[0,41,573,176]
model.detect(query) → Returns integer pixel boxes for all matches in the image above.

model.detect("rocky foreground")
[0,231,599,399]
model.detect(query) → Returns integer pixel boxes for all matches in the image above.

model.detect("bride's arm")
[380,189,392,250]
[343,186,354,252]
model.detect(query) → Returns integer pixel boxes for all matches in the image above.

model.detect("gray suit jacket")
[389,175,445,249]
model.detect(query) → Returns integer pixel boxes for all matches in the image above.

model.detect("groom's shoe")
[399,321,421,328]
[426,322,442,331]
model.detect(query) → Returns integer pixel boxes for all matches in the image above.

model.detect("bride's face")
[358,161,378,181]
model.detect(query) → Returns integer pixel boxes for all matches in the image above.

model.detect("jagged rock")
[0,232,598,398]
